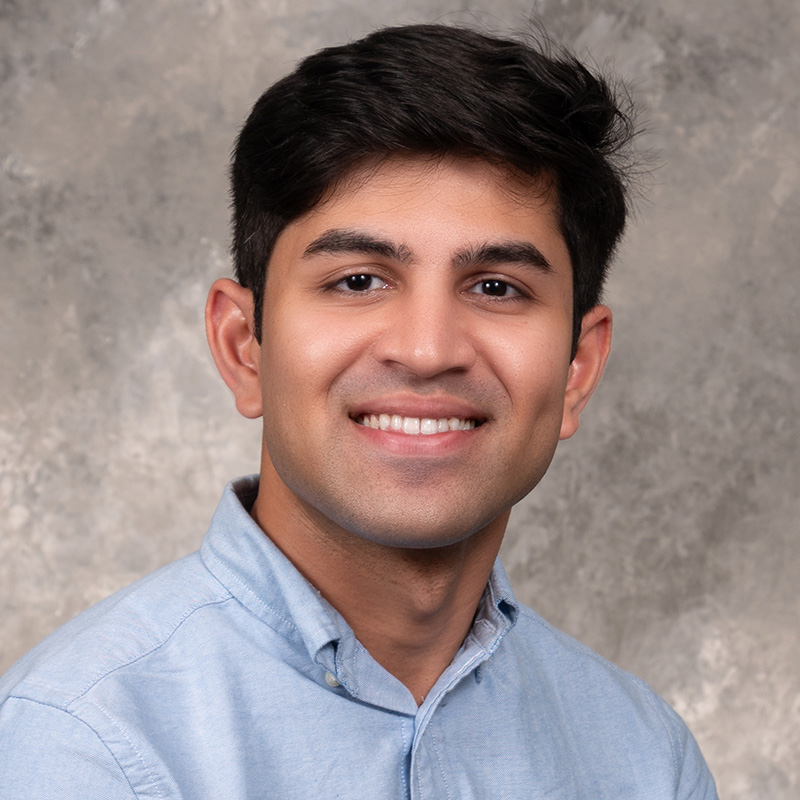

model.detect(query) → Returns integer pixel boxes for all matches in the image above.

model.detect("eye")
[335,273,389,292]
[468,279,521,298]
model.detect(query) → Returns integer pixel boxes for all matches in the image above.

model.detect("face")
[255,157,577,549]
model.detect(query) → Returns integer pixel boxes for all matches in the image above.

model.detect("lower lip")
[350,418,481,456]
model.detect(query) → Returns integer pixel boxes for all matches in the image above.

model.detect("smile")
[355,413,478,435]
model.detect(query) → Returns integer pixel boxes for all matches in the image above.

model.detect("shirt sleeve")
[674,715,719,800]
[0,696,137,800]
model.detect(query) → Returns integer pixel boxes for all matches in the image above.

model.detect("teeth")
[403,417,420,435]
[356,414,477,434]
[420,418,437,435]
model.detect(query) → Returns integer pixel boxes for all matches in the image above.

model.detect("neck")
[251,470,508,705]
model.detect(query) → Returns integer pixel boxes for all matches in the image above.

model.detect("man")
[0,24,717,798]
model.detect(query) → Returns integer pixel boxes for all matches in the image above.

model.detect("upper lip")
[350,394,487,422]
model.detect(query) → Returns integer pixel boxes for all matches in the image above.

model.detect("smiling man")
[0,24,717,799]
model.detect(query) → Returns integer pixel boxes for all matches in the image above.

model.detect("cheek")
[261,308,375,409]
[487,324,572,411]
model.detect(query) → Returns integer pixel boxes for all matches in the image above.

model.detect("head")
[230,23,635,356]
[207,23,632,551]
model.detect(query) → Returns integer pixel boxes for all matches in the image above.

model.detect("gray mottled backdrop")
[1,1,797,797]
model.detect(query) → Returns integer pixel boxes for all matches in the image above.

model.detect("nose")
[371,288,478,378]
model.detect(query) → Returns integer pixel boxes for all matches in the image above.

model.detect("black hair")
[231,23,636,355]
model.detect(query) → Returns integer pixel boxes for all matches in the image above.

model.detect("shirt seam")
[203,544,302,637]
[85,696,167,800]
[427,721,454,800]
[399,718,411,800]
[3,696,141,799]
[68,595,234,702]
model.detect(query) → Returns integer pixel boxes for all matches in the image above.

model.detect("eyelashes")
[467,279,522,298]
[325,272,530,302]
[334,274,390,292]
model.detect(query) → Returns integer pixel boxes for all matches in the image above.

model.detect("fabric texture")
[0,476,718,799]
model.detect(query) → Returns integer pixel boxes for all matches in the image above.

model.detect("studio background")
[1,1,797,797]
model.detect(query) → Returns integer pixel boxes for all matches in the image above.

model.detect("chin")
[330,504,504,551]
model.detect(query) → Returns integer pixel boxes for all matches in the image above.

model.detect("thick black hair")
[231,23,636,354]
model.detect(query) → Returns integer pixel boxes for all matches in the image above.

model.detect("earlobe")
[559,305,612,440]
[205,278,264,419]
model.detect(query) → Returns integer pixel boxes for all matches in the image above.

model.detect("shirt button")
[324,671,341,688]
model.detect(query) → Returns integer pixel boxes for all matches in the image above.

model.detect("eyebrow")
[302,228,553,274]
[302,229,413,263]
[452,241,553,274]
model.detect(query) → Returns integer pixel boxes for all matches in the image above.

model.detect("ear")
[205,278,263,419]
[559,305,612,440]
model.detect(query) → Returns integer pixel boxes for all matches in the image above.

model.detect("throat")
[251,461,506,705]
[329,543,497,704]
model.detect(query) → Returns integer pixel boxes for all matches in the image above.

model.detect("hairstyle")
[231,23,636,355]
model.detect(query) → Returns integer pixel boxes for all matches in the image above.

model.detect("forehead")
[325,155,557,221]
[274,155,568,264]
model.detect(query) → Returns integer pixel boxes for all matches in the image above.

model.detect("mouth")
[354,413,479,435]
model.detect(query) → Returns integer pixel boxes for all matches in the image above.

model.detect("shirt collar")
[201,476,520,712]
[200,476,342,664]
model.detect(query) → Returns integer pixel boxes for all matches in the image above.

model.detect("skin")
[206,156,612,703]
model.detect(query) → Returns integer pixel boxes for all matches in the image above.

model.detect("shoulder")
[0,694,137,798]
[499,605,718,798]
[0,553,234,798]
[506,604,682,729]
[0,552,232,710]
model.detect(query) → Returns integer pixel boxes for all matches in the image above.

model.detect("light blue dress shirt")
[0,476,717,799]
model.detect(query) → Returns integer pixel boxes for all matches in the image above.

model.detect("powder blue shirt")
[0,476,717,799]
